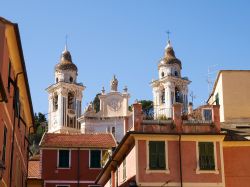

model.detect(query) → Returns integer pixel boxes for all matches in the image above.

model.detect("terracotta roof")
[28,160,41,179]
[40,133,117,148]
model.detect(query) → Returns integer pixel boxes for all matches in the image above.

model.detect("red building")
[40,133,116,187]
[96,103,250,187]
[0,17,34,187]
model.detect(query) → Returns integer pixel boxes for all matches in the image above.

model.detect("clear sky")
[2,1,250,114]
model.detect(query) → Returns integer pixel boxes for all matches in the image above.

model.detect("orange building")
[0,17,34,187]
[96,103,250,187]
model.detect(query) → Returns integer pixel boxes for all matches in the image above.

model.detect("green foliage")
[29,112,47,155]
[93,93,101,113]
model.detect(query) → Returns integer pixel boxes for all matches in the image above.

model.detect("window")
[161,72,164,78]
[198,142,215,170]
[149,141,166,170]
[69,76,73,83]
[58,150,70,168]
[123,159,126,180]
[53,94,58,111]
[68,92,74,109]
[56,78,58,83]
[175,87,182,103]
[215,93,219,105]
[203,109,212,121]
[161,90,165,104]
[174,71,178,77]
[90,150,101,168]
[2,126,7,163]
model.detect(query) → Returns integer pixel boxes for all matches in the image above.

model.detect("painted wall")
[42,149,103,187]
[223,145,250,187]
[0,21,31,187]
[136,137,223,186]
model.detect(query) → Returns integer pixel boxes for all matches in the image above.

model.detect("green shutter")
[59,150,70,168]
[90,150,101,168]
[149,141,166,170]
[199,142,215,170]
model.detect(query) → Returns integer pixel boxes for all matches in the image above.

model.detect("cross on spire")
[166,30,171,41]
[65,34,68,51]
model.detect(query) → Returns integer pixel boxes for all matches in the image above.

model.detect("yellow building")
[208,70,250,123]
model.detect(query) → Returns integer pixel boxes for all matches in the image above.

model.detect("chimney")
[133,102,143,131]
[212,105,220,132]
[173,103,183,132]
[188,102,193,115]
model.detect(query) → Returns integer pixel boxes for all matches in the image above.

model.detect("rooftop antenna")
[206,64,218,96]
[190,91,196,104]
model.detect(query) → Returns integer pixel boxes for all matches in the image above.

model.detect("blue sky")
[2,1,250,114]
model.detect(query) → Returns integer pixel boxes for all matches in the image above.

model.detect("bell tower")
[46,46,85,133]
[151,40,191,119]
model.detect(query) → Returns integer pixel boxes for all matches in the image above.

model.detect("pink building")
[95,103,250,187]
[40,133,116,187]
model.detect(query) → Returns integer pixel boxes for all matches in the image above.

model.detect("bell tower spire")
[151,37,191,119]
[46,46,85,133]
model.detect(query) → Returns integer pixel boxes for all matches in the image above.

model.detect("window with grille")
[198,142,215,170]
[149,141,166,170]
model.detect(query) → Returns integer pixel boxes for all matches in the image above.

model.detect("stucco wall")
[223,146,250,187]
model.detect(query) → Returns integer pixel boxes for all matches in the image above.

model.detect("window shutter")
[158,142,166,169]
[149,142,157,169]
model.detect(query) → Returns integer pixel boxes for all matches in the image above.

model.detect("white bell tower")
[151,40,191,119]
[46,46,85,133]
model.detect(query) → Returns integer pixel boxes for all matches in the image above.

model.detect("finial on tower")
[110,75,118,92]
[64,35,68,51]
[165,30,172,50]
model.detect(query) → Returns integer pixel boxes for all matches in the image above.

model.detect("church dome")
[55,48,78,72]
[159,40,182,69]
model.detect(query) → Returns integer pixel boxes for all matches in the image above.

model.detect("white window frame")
[196,141,219,174]
[57,149,71,169]
[146,140,170,174]
[202,108,213,121]
[89,149,102,169]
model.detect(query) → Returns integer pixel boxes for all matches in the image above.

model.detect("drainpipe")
[179,134,183,187]
[9,72,23,187]
[77,148,80,187]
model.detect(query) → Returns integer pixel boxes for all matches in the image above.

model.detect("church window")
[56,78,58,83]
[161,72,164,78]
[69,76,73,83]
[175,87,182,103]
[90,150,101,168]
[174,71,178,77]
[58,150,70,168]
[68,92,74,109]
[161,89,165,104]
[198,142,215,170]
[53,94,58,111]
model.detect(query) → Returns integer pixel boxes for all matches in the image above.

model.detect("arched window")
[161,89,165,104]
[68,92,74,109]
[175,87,182,103]
[161,72,165,78]
[174,71,178,77]
[53,94,58,111]
[69,76,73,83]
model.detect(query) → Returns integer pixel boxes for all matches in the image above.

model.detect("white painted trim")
[45,180,95,184]
[146,140,170,174]
[57,149,71,169]
[196,141,219,174]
